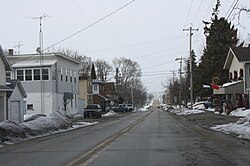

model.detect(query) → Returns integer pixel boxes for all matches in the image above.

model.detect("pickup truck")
[84,104,102,118]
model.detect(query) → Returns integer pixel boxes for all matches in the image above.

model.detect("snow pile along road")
[211,109,250,140]
[167,107,205,115]
[0,114,72,145]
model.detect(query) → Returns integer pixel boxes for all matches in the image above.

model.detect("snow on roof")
[222,81,243,88]
[11,59,57,68]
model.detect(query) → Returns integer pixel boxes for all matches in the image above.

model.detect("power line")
[9,0,136,65]
[226,0,240,20]
[43,0,136,51]
[86,35,186,54]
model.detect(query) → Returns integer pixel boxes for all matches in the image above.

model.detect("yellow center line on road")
[66,110,153,166]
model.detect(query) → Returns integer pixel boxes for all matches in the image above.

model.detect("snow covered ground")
[0,113,99,147]
[211,108,250,140]
[165,106,250,141]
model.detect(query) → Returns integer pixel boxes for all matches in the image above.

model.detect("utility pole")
[183,26,198,109]
[175,57,184,108]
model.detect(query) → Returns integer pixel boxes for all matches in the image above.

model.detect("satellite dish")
[36,47,41,54]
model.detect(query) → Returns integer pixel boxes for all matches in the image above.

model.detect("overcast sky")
[1,0,250,94]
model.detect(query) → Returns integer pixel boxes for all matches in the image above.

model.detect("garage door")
[10,101,21,123]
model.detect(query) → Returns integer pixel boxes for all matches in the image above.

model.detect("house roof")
[8,53,81,68]
[11,59,57,68]
[224,46,250,69]
[6,79,27,98]
[0,45,12,71]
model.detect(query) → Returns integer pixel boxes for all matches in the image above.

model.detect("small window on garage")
[27,104,34,111]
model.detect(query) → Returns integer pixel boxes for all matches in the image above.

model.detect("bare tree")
[46,47,92,75]
[95,59,113,82]
[113,57,145,104]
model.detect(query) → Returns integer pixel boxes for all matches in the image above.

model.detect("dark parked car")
[84,104,102,118]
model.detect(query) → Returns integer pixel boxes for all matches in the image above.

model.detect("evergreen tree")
[197,0,238,97]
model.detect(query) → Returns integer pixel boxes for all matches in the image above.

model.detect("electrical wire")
[10,0,136,65]
[44,0,136,51]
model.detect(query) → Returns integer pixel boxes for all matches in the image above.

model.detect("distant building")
[79,63,96,108]
[92,80,116,112]
[7,51,81,116]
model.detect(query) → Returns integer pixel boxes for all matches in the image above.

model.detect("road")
[0,105,250,166]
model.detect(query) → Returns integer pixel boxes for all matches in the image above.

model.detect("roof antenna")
[13,41,23,55]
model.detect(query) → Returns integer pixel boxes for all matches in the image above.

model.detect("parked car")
[112,104,129,113]
[125,104,134,111]
[84,104,102,118]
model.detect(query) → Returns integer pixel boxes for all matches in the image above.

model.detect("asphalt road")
[1,105,250,166]
[87,107,250,166]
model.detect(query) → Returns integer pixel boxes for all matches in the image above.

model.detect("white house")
[0,45,12,122]
[214,45,250,109]
[6,79,27,123]
[7,51,81,116]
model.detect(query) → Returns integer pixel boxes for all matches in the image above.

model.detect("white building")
[7,52,81,116]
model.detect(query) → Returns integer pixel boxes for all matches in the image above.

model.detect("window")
[27,104,34,110]
[234,71,238,80]
[42,69,49,80]
[94,84,98,91]
[61,67,63,81]
[229,72,232,80]
[6,71,11,80]
[25,69,32,81]
[239,69,243,80]
[34,69,41,80]
[74,72,76,83]
[65,69,68,82]
[70,70,72,82]
[17,70,24,81]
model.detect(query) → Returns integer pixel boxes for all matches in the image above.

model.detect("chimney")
[8,49,14,55]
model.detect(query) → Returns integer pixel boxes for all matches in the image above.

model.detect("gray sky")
[1,0,250,94]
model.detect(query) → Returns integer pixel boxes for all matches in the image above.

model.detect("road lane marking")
[66,110,153,166]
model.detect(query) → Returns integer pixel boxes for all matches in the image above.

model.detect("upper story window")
[25,69,32,81]
[60,67,63,81]
[239,69,243,80]
[234,71,238,80]
[70,70,73,82]
[16,68,49,81]
[42,69,49,80]
[17,70,24,81]
[33,69,41,80]
[65,69,68,82]
[74,71,76,83]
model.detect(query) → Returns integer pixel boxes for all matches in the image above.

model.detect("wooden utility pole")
[183,26,198,109]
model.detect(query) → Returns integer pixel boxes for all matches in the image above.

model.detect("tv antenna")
[13,41,23,55]
[32,14,49,54]
[32,14,49,114]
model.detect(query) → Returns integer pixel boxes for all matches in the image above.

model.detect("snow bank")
[167,107,205,115]
[0,114,72,145]
[229,108,250,117]
[102,110,117,117]
[211,114,250,140]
